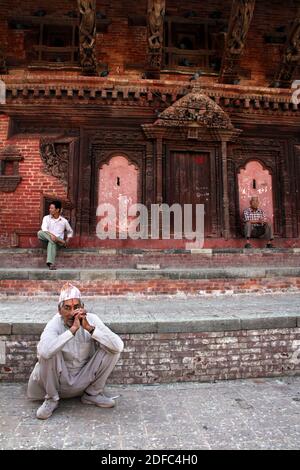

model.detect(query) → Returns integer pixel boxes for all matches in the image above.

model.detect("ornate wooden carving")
[274,16,300,88]
[146,0,166,75]
[0,146,23,192]
[77,0,97,75]
[40,140,69,188]
[219,0,256,84]
[145,141,154,208]
[154,91,234,130]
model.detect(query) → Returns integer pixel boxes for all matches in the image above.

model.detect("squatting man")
[27,283,124,419]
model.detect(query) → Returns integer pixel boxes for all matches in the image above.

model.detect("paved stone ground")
[1,292,300,325]
[0,377,299,450]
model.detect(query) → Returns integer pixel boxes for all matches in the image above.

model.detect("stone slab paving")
[0,377,299,450]
[1,292,300,322]
[0,293,300,334]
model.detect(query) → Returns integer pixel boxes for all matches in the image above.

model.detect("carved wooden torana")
[147,0,166,72]
[219,0,256,84]
[77,0,97,75]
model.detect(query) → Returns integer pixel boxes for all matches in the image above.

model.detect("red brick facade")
[1,277,300,296]
[0,1,300,247]
[0,117,67,246]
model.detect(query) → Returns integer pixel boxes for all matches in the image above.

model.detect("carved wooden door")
[167,151,212,235]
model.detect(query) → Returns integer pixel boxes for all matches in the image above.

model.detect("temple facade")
[0,0,300,248]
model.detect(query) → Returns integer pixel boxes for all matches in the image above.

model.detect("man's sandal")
[47,263,57,270]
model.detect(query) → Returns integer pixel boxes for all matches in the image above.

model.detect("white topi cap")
[59,283,82,304]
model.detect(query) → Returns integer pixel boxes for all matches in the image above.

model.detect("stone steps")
[1,248,300,296]
[1,266,300,280]
[1,247,300,269]
[13,234,300,250]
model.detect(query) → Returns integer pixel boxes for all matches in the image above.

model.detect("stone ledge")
[1,266,300,281]
[1,315,299,335]
[1,247,299,255]
[0,323,12,335]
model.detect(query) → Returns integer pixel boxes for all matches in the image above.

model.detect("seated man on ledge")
[27,283,124,420]
[243,196,275,249]
[38,200,73,270]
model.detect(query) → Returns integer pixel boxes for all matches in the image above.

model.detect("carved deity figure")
[226,0,256,55]
[147,0,165,50]
[276,18,300,82]
[147,0,165,68]
[77,0,97,74]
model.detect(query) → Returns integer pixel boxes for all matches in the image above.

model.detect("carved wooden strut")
[219,0,256,84]
[77,0,97,75]
[147,0,166,71]
[274,15,300,88]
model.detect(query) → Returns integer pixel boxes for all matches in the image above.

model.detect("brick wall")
[1,328,300,383]
[0,115,9,146]
[0,1,9,58]
[1,278,300,296]
[0,116,67,246]
[1,0,297,85]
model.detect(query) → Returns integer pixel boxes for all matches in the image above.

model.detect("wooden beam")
[274,14,300,88]
[219,0,256,84]
[146,0,166,79]
[77,0,97,76]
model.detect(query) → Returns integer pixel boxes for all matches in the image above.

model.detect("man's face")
[59,298,82,328]
[250,198,259,210]
[49,204,60,217]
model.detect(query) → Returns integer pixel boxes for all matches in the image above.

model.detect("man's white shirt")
[37,313,124,374]
[41,214,73,240]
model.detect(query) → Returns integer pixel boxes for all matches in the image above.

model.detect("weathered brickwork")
[1,1,300,247]
[1,328,300,383]
[1,249,300,269]
[1,278,300,296]
[0,119,67,246]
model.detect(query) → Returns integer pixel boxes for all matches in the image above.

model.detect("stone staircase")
[1,247,300,296]
[0,247,300,385]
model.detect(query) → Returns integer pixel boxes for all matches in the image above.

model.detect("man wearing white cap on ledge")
[27,283,124,420]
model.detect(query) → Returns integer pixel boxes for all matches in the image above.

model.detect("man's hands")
[49,233,58,242]
[47,232,69,247]
[250,218,266,224]
[57,238,68,247]
[69,308,94,335]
